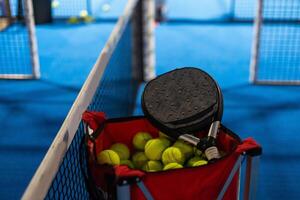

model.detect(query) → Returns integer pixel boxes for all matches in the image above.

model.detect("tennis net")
[0,0,40,79]
[250,0,300,84]
[22,0,155,199]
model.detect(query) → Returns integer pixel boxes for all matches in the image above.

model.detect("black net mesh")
[0,0,34,76]
[88,23,138,117]
[45,123,89,200]
[255,0,300,82]
[44,12,141,199]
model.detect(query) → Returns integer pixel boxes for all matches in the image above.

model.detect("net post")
[132,0,156,82]
[142,0,156,81]
[24,0,40,79]
[249,0,262,84]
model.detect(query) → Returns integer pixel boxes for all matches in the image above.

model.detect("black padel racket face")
[142,67,223,138]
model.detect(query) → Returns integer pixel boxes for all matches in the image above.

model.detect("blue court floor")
[1,0,300,199]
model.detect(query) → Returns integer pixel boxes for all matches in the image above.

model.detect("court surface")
[1,0,300,199]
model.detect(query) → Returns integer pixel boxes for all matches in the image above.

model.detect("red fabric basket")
[82,111,260,200]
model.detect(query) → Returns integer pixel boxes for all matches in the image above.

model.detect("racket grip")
[179,134,221,161]
[197,136,221,161]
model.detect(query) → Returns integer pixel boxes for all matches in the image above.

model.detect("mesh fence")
[158,0,257,22]
[232,0,257,20]
[0,24,32,75]
[253,0,300,83]
[44,13,141,200]
[52,0,91,18]
[0,0,38,78]
[51,0,129,20]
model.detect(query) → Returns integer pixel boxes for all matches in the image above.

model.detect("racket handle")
[202,121,221,161]
[179,134,220,161]
[179,121,221,161]
[197,136,221,161]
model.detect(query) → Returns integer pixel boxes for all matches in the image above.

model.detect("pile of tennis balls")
[96,131,209,172]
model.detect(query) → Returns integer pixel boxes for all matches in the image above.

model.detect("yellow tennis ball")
[192,160,208,167]
[145,138,169,160]
[173,140,194,159]
[132,152,149,169]
[67,17,79,24]
[142,161,163,172]
[97,150,120,166]
[51,0,60,8]
[187,156,203,167]
[162,147,185,165]
[83,16,94,23]
[110,143,130,160]
[133,132,152,150]
[79,10,88,18]
[120,160,135,169]
[163,163,183,171]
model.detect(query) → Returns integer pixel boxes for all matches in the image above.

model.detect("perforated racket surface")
[142,67,223,138]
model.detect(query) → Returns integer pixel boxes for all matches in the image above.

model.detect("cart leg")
[243,155,260,200]
[117,183,130,200]
[237,166,241,200]
[217,155,243,200]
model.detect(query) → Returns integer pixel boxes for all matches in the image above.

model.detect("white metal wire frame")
[114,149,261,200]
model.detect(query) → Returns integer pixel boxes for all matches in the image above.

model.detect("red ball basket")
[82,111,262,200]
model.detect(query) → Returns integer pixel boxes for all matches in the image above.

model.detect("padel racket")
[142,67,223,161]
